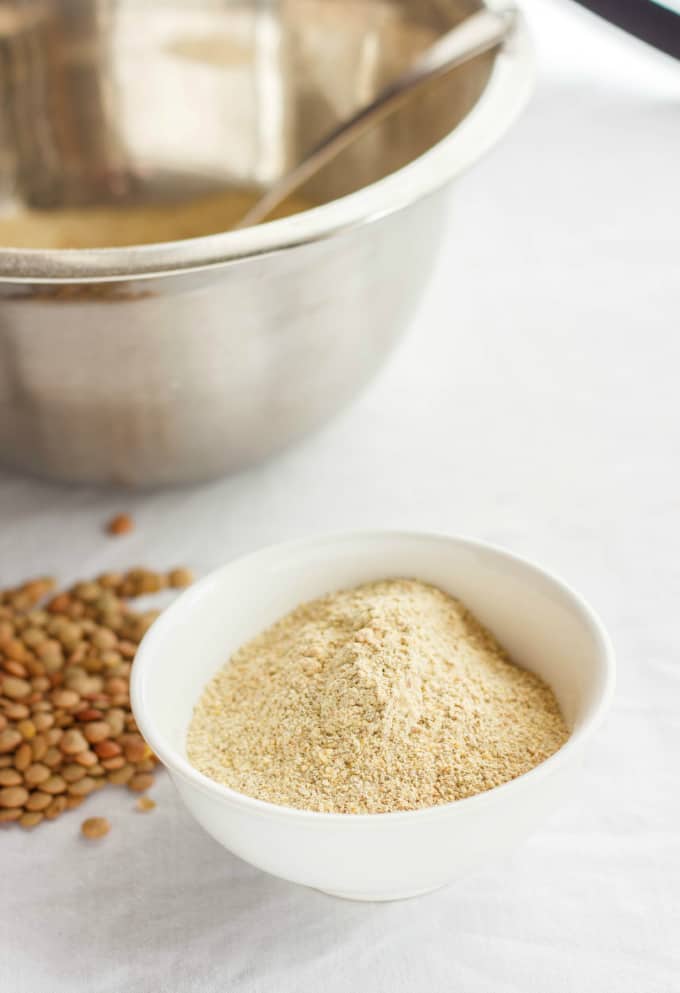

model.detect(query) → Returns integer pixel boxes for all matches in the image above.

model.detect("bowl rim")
[0,0,534,284]
[131,529,616,826]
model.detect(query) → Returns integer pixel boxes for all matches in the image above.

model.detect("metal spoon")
[235,6,517,230]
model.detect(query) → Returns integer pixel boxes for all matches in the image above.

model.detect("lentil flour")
[187,579,569,814]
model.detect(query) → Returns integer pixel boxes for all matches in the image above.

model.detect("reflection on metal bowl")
[0,0,533,487]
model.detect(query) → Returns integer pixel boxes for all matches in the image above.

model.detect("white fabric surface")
[1,3,679,991]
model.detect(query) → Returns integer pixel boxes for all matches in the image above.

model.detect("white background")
[1,2,679,990]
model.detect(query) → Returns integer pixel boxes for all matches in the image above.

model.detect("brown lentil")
[4,702,29,720]
[107,513,134,536]
[0,785,29,808]
[4,640,27,662]
[20,811,44,828]
[108,764,134,785]
[84,721,110,743]
[25,790,51,811]
[51,689,80,709]
[31,735,48,760]
[25,763,50,786]
[74,750,98,767]
[73,582,101,603]
[94,740,121,759]
[3,660,28,678]
[17,719,36,740]
[14,743,32,770]
[105,708,125,736]
[168,567,194,588]
[81,815,111,838]
[2,676,31,699]
[43,747,62,769]
[128,773,154,793]
[133,758,155,774]
[45,796,67,819]
[91,628,117,652]
[67,776,97,797]
[22,628,46,648]
[0,767,22,786]
[122,737,150,764]
[62,763,87,783]
[101,755,126,771]
[77,708,103,722]
[0,729,22,753]
[42,775,67,795]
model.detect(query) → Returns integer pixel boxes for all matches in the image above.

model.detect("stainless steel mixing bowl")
[0,0,532,487]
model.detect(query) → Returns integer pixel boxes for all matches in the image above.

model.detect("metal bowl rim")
[0,1,533,283]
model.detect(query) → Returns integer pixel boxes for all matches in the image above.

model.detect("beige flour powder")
[187,580,569,814]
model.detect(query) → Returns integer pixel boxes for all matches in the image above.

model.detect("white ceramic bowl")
[131,532,614,901]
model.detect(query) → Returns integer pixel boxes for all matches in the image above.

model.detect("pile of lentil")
[0,567,192,829]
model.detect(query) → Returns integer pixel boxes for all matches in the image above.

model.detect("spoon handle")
[235,7,517,230]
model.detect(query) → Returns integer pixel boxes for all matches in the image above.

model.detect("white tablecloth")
[1,3,679,990]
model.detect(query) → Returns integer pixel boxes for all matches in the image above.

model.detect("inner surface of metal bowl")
[0,0,531,487]
[0,0,494,276]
